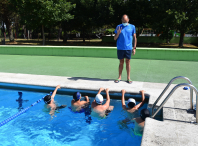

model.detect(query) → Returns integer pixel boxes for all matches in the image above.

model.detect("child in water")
[43,85,66,117]
[121,89,146,119]
[91,88,114,118]
[71,92,90,112]
[131,109,150,136]
[71,92,92,124]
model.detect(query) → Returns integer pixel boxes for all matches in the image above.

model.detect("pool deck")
[0,72,198,146]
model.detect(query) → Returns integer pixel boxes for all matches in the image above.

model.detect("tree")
[166,0,198,47]
[150,0,198,47]
[12,0,75,45]
[0,0,16,41]
[64,0,116,42]
[192,20,198,36]
[149,0,175,43]
[108,0,125,27]
[125,0,152,34]
[107,0,153,36]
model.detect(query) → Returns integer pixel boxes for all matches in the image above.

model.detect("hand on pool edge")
[121,89,126,94]
[99,87,105,92]
[140,90,145,93]
[98,87,105,94]
[56,85,61,89]
[105,88,109,93]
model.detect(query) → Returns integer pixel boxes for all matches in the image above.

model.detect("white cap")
[95,94,103,104]
[127,98,136,105]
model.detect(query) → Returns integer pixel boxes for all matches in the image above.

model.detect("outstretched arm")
[103,88,110,110]
[121,89,127,110]
[134,90,145,109]
[51,85,61,100]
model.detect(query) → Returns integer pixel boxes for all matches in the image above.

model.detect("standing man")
[114,14,137,84]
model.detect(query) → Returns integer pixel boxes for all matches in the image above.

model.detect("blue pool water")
[0,88,147,146]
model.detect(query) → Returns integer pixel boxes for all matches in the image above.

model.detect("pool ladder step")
[151,76,198,123]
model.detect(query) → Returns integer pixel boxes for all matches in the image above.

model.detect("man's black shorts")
[117,50,132,59]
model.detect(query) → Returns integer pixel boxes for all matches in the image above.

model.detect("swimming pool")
[0,86,148,146]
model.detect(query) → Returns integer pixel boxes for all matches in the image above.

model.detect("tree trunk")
[4,18,12,41]
[179,30,184,47]
[48,29,51,41]
[30,30,32,39]
[15,22,18,39]
[42,25,45,45]
[63,28,67,43]
[15,17,19,38]
[138,27,140,37]
[82,28,85,43]
[1,21,5,36]
[27,30,29,40]
[58,27,62,41]
[12,27,14,40]
[24,25,26,39]
[60,28,62,40]
[166,32,169,44]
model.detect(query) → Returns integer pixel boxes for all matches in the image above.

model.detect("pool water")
[0,88,147,146]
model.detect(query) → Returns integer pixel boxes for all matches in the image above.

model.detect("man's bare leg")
[115,59,124,83]
[126,59,132,83]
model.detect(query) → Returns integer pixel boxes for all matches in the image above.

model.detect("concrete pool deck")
[0,72,198,146]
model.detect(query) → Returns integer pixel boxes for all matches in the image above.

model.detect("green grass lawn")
[0,54,198,89]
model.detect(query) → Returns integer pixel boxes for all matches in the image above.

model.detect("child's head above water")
[44,95,51,104]
[127,98,136,108]
[95,94,103,104]
[73,92,81,101]
[140,109,150,121]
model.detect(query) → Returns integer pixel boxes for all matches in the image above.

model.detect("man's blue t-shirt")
[114,24,136,50]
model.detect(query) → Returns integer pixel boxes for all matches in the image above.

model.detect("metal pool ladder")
[151,76,198,123]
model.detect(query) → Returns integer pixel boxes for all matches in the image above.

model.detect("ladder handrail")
[151,83,198,123]
[151,76,193,115]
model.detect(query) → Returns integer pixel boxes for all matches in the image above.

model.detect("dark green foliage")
[1,0,198,47]
[0,0,16,40]
[12,0,75,29]
[10,0,75,44]
[151,0,198,47]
